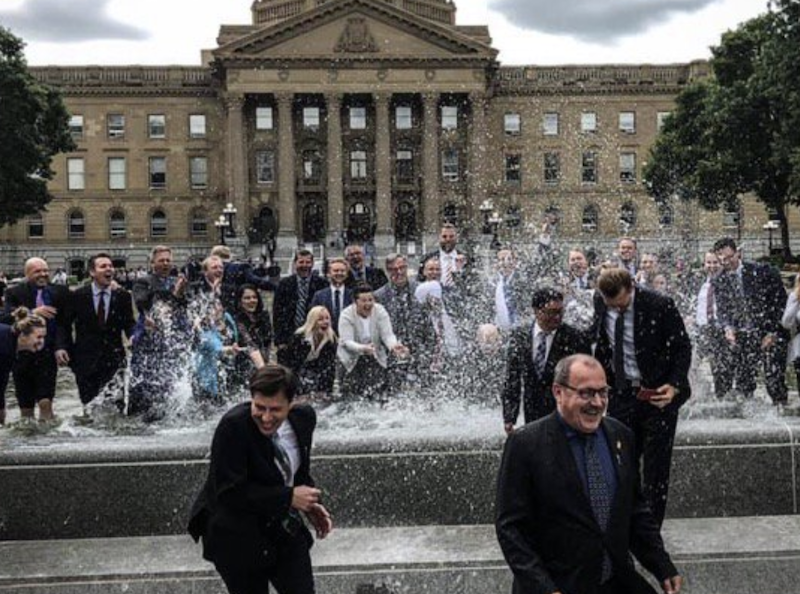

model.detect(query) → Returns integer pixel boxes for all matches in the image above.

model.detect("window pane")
[256,107,274,130]
[620,204,636,229]
[582,151,597,184]
[148,114,166,139]
[581,112,597,132]
[442,149,459,181]
[109,211,127,239]
[543,112,559,136]
[504,113,521,135]
[441,106,458,130]
[582,206,598,232]
[190,157,208,189]
[544,152,560,184]
[303,150,322,183]
[68,211,85,238]
[256,151,275,184]
[619,111,636,133]
[350,107,367,130]
[505,154,521,184]
[109,157,126,190]
[619,152,636,183]
[396,149,414,183]
[69,115,84,141]
[656,111,671,132]
[108,114,125,139]
[191,211,208,237]
[350,150,367,179]
[659,204,674,228]
[303,107,320,129]
[28,215,44,239]
[396,106,412,129]
[67,158,85,190]
[149,157,167,189]
[189,114,207,138]
[151,211,168,237]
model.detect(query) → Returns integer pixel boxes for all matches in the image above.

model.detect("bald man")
[2,257,70,420]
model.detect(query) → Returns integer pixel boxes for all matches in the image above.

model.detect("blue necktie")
[585,434,613,582]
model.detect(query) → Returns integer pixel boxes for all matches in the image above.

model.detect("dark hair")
[597,267,634,298]
[531,287,564,310]
[89,252,113,271]
[249,364,298,402]
[294,249,314,261]
[353,282,374,300]
[235,283,264,315]
[713,237,737,253]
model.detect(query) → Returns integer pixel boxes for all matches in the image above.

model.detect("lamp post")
[223,203,238,238]
[214,215,230,246]
[763,220,779,255]
[488,211,503,250]
[479,199,493,234]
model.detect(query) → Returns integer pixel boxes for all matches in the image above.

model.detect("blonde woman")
[782,274,800,388]
[0,308,48,424]
[284,306,337,396]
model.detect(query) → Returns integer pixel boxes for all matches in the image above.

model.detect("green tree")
[644,2,800,257]
[0,26,75,227]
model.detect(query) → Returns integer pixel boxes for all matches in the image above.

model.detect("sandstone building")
[2,0,796,275]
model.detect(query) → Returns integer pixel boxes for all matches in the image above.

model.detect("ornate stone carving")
[334,17,378,53]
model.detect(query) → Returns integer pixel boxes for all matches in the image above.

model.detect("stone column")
[326,93,344,247]
[374,93,393,249]
[276,93,296,243]
[422,92,440,235]
[224,93,248,240]
[468,92,488,221]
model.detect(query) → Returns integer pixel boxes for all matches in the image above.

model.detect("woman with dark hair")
[284,305,337,397]
[0,308,48,425]
[230,284,272,390]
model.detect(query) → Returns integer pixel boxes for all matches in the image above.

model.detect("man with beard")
[2,257,69,421]
[57,253,135,411]
[418,224,472,288]
[344,244,388,290]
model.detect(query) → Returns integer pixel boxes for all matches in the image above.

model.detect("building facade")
[2,0,796,274]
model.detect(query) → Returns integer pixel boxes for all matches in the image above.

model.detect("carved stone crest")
[335,17,378,53]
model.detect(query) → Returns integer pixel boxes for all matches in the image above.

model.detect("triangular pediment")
[214,0,496,62]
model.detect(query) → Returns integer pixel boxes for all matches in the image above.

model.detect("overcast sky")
[0,0,768,66]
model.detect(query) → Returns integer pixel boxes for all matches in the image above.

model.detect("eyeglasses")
[558,384,611,401]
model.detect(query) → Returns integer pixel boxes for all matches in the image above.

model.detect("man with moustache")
[309,257,353,335]
[694,251,733,399]
[188,365,332,594]
[56,253,136,411]
[496,354,682,594]
[2,257,69,421]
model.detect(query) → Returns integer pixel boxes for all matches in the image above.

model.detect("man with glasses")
[497,354,682,594]
[593,268,691,527]
[502,288,591,434]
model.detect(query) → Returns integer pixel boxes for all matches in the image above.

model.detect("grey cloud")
[489,0,717,43]
[0,0,148,42]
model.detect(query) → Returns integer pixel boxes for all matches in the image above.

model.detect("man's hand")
[144,315,157,333]
[649,384,676,409]
[291,486,322,512]
[306,503,333,539]
[724,328,736,346]
[761,333,776,350]
[392,344,410,358]
[109,280,120,291]
[662,575,682,594]
[361,343,376,357]
[173,274,188,297]
[33,305,57,319]
[504,422,515,436]
[55,350,70,366]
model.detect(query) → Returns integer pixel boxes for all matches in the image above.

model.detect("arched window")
[150,209,168,238]
[190,208,208,238]
[67,209,85,239]
[619,202,637,231]
[658,203,674,229]
[545,205,561,230]
[28,214,44,239]
[582,204,599,232]
[109,209,127,239]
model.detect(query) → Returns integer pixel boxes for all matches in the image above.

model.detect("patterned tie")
[534,331,548,374]
[585,433,613,582]
[35,288,45,308]
[272,433,293,486]
[613,311,627,393]
[295,278,308,328]
[334,289,342,321]
[97,290,107,326]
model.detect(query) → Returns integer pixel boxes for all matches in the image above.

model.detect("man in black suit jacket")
[712,237,789,404]
[593,268,691,527]
[309,257,353,335]
[344,244,388,290]
[496,354,682,594]
[56,253,135,409]
[273,250,327,364]
[417,223,473,287]
[503,288,592,434]
[188,365,332,594]
[2,257,69,420]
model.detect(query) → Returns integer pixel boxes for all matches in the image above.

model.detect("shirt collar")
[92,283,108,296]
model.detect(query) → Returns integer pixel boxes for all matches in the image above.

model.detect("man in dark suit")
[417,223,473,287]
[188,365,332,594]
[273,249,327,365]
[593,268,691,527]
[57,253,136,411]
[309,257,353,335]
[713,237,789,404]
[2,257,69,421]
[496,354,682,594]
[344,244,388,290]
[502,287,592,434]
[188,255,224,301]
[210,245,276,310]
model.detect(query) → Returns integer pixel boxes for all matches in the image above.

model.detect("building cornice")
[30,66,217,97]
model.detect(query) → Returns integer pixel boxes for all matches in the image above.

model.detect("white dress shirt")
[604,290,641,381]
[532,322,555,365]
[91,283,110,322]
[695,278,716,328]
[276,420,300,486]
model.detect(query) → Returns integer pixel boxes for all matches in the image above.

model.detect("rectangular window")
[395,106,412,129]
[303,150,322,183]
[442,148,459,182]
[581,151,597,184]
[504,113,521,135]
[148,157,167,189]
[68,115,84,141]
[256,107,274,130]
[67,158,85,190]
[191,212,208,237]
[256,150,275,184]
[656,111,671,132]
[619,111,636,133]
[110,214,127,239]
[28,215,44,239]
[581,112,597,133]
[148,114,166,139]
[189,114,207,138]
[108,157,126,190]
[544,152,560,184]
[350,151,368,179]
[504,154,521,184]
[619,152,637,183]
[543,112,559,136]
[349,107,367,130]
[190,157,208,189]
[107,114,125,139]
[441,106,458,130]
[303,107,320,130]
[396,149,414,183]
[68,213,85,238]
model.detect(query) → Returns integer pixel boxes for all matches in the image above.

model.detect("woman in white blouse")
[781,274,800,388]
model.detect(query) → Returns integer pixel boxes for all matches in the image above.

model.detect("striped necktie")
[295,277,309,328]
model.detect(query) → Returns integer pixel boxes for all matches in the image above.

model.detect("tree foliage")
[643,1,800,256]
[0,26,75,227]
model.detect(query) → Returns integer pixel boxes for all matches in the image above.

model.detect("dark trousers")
[608,391,679,527]
[215,534,314,594]
[731,329,788,403]
[341,356,388,401]
[12,348,57,409]
[75,361,125,406]
[698,325,734,399]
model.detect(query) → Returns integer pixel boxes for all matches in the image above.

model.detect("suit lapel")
[602,420,630,521]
